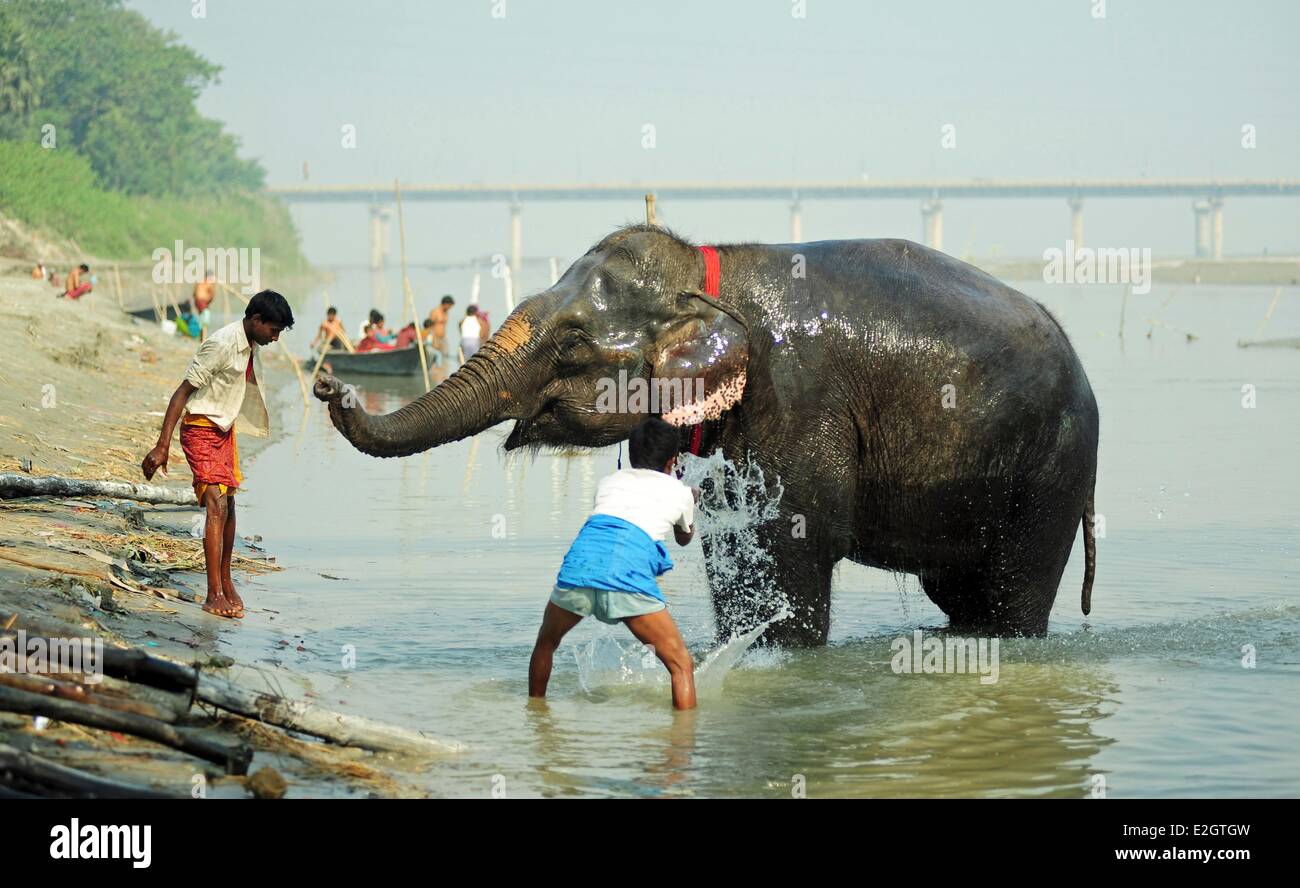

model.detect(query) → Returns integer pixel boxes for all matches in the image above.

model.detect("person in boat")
[369,310,397,345]
[529,417,701,710]
[356,323,396,353]
[310,306,347,351]
[63,264,93,300]
[427,295,455,363]
[141,290,293,620]
[192,271,216,340]
[394,321,420,349]
[460,305,484,360]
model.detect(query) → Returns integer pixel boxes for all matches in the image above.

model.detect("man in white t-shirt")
[460,305,483,360]
[529,417,701,709]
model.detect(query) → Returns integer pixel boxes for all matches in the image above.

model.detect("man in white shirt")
[141,291,294,620]
[530,417,702,709]
[460,305,484,361]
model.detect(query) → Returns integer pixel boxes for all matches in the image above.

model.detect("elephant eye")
[557,328,590,363]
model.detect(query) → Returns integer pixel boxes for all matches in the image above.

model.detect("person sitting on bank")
[63,264,93,300]
[192,271,216,340]
[31,262,46,280]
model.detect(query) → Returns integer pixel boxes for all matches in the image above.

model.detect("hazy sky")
[127,0,1300,267]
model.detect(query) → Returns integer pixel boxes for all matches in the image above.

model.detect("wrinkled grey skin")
[315,225,1098,646]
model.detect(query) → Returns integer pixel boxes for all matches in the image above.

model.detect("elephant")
[314,225,1098,646]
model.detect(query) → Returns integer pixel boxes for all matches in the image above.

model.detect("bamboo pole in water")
[1118,284,1129,340]
[395,179,431,393]
[645,192,656,225]
[1256,286,1283,338]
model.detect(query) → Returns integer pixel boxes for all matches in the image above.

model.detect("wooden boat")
[305,344,430,376]
[1237,337,1300,349]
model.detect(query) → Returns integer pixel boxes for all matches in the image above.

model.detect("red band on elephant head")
[699,245,720,298]
[688,245,721,456]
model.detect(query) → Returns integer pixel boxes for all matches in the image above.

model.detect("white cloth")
[590,468,694,540]
[460,316,482,338]
[182,320,269,437]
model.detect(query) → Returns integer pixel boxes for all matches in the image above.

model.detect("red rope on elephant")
[688,246,721,455]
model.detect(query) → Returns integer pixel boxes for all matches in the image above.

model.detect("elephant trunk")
[313,336,526,458]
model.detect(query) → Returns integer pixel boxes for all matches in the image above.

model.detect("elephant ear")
[652,294,749,427]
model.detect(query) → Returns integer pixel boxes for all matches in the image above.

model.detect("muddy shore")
[0,272,429,798]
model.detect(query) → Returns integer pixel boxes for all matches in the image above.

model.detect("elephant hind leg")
[922,563,1059,637]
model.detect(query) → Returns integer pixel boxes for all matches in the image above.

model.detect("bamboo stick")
[395,179,431,393]
[1255,286,1282,338]
[645,192,656,225]
[112,264,124,310]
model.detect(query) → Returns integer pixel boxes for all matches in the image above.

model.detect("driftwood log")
[0,685,251,774]
[0,743,181,799]
[4,635,462,756]
[0,472,196,506]
[194,672,463,755]
[0,672,177,722]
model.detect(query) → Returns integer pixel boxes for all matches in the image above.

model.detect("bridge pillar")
[1193,200,1213,258]
[1211,197,1224,260]
[1068,197,1084,250]
[921,199,943,252]
[509,202,522,294]
[369,204,391,271]
[790,199,803,243]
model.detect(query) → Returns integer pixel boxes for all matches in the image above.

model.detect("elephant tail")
[1081,494,1096,615]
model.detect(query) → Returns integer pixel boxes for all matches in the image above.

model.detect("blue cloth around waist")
[555,514,673,602]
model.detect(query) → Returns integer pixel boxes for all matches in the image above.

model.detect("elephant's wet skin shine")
[314,225,1098,646]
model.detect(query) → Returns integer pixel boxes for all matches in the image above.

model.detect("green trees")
[0,0,263,196]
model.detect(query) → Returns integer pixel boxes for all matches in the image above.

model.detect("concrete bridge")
[266,178,1300,279]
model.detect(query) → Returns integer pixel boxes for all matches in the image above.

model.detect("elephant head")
[313,226,750,456]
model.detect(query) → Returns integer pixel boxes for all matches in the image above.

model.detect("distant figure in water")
[141,290,293,620]
[427,295,455,364]
[460,305,483,360]
[63,263,93,300]
[30,262,46,280]
[529,417,702,709]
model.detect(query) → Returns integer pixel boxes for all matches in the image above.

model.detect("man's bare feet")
[221,580,245,618]
[202,590,242,619]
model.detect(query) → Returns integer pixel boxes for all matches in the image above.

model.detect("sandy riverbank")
[0,274,425,797]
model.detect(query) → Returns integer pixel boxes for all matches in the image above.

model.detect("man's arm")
[141,381,196,480]
[673,486,701,546]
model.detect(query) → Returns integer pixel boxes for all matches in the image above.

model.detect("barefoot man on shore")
[141,291,294,619]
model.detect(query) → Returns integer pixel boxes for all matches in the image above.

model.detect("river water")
[220,266,1299,798]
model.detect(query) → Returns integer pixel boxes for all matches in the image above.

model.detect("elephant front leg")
[701,524,834,647]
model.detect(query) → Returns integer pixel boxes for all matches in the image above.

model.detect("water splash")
[678,449,789,633]
[574,608,791,698]
[573,450,793,698]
